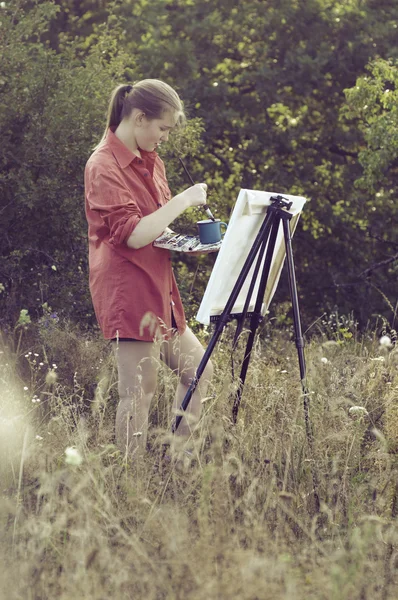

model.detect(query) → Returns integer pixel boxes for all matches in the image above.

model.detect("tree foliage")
[0,1,132,327]
[1,0,398,332]
[116,0,398,325]
[344,58,398,192]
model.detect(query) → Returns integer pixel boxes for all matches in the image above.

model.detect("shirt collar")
[106,127,158,169]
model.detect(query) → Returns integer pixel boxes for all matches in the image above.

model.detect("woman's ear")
[133,111,147,127]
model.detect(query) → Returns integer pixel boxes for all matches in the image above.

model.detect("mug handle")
[219,222,228,238]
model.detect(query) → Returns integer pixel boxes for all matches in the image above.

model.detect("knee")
[180,357,213,387]
[118,373,157,402]
[140,371,158,396]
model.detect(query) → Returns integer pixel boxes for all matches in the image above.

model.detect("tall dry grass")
[1,320,398,599]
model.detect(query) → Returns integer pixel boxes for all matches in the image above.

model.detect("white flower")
[321,357,329,364]
[379,335,393,348]
[23,386,28,391]
[36,435,43,441]
[65,447,83,466]
[349,406,369,418]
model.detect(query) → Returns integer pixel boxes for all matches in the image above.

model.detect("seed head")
[45,369,58,386]
[65,447,83,466]
[379,335,393,348]
[349,406,369,419]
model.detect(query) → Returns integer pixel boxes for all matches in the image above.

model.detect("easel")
[171,195,320,510]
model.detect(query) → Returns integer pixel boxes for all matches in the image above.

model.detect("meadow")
[1,315,398,600]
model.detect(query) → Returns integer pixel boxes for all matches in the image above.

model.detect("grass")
[1,319,398,599]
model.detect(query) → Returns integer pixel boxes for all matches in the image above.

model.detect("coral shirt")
[84,128,187,341]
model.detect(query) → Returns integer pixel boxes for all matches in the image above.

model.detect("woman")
[84,79,213,457]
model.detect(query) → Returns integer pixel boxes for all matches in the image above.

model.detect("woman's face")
[134,111,177,152]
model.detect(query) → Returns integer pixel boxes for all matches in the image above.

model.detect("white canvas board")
[196,189,307,325]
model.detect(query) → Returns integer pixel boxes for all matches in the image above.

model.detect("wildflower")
[36,435,43,441]
[321,357,329,364]
[65,447,83,466]
[380,335,393,348]
[349,406,369,418]
[45,369,58,386]
[23,386,28,391]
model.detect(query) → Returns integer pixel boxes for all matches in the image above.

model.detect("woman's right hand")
[178,183,207,208]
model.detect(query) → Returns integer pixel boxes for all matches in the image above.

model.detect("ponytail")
[107,84,133,129]
[95,79,185,148]
[95,84,133,148]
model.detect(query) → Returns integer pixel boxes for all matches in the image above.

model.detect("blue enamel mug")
[197,219,228,244]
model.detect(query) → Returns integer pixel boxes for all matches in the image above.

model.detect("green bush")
[0,1,131,328]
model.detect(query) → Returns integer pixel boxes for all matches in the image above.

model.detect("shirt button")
[157,203,162,207]
[144,172,148,177]
[170,291,172,295]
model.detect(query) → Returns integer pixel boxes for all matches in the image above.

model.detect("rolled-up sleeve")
[87,172,142,246]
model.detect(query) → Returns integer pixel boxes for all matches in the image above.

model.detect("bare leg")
[112,340,160,458]
[161,326,213,438]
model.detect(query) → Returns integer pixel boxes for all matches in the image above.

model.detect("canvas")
[196,189,307,325]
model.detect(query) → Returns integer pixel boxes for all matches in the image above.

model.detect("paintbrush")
[178,157,216,222]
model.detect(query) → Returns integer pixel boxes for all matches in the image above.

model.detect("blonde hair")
[97,79,185,146]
